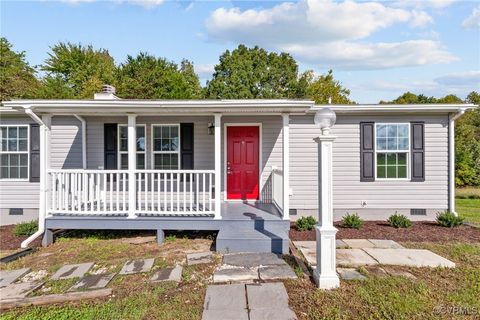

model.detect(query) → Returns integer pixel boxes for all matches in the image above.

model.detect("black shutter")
[29,124,40,182]
[104,124,118,169]
[411,122,425,182]
[180,123,194,170]
[360,122,375,182]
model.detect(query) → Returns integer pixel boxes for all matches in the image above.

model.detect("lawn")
[1,231,479,319]
[456,187,480,226]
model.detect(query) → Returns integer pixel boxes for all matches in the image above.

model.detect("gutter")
[73,115,87,169]
[22,108,47,248]
[448,108,466,216]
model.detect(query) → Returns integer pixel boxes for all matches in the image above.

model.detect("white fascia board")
[310,104,477,113]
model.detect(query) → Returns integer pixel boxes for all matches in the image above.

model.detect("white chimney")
[94,84,119,100]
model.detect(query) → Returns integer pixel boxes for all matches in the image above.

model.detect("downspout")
[73,115,87,169]
[448,108,466,216]
[22,108,47,248]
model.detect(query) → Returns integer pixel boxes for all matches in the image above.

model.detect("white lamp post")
[313,108,340,289]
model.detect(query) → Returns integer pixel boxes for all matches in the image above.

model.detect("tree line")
[1,38,478,186]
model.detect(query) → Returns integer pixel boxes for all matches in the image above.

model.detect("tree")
[380,92,437,104]
[206,45,305,99]
[305,70,353,104]
[0,38,39,100]
[40,42,116,99]
[115,53,202,99]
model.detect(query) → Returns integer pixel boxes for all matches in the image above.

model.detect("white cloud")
[393,0,456,9]
[195,64,215,78]
[60,0,165,8]
[435,71,480,87]
[462,6,480,29]
[205,0,454,70]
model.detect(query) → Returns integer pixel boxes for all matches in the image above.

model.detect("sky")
[1,0,479,103]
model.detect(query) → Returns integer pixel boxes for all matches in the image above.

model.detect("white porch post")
[40,115,52,228]
[214,113,222,219]
[313,135,340,289]
[127,114,137,218]
[282,113,290,220]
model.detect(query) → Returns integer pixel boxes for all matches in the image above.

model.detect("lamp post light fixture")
[314,108,336,135]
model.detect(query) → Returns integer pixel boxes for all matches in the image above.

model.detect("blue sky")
[1,0,479,103]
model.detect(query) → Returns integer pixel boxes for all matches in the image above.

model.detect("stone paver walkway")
[0,268,30,287]
[0,281,44,299]
[151,265,183,282]
[51,262,94,280]
[187,252,213,265]
[68,273,115,291]
[202,283,297,320]
[119,258,155,275]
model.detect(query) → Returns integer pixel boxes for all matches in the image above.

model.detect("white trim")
[150,124,181,170]
[0,124,30,181]
[118,124,146,170]
[374,123,410,180]
[282,113,290,220]
[223,123,262,202]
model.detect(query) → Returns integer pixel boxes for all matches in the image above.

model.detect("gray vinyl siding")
[289,114,449,214]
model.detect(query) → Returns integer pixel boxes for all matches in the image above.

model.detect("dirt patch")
[0,225,41,251]
[289,221,480,242]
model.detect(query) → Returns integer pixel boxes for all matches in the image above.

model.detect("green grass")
[456,198,480,226]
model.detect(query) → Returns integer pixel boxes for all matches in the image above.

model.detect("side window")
[375,123,409,179]
[0,126,29,179]
[152,125,180,170]
[118,125,146,169]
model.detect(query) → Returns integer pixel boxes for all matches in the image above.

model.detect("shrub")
[387,213,412,229]
[341,212,363,229]
[14,220,38,236]
[436,211,464,228]
[295,216,317,231]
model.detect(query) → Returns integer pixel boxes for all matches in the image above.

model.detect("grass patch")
[457,198,480,227]
[456,187,480,199]
[31,278,79,296]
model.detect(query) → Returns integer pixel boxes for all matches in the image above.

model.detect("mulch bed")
[289,221,480,243]
[0,225,41,251]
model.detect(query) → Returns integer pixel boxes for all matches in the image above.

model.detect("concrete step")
[216,228,289,254]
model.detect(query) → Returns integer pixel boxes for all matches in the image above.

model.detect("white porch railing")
[271,167,283,211]
[47,169,215,216]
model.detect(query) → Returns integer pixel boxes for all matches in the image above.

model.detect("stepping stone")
[383,267,417,279]
[259,265,297,280]
[337,249,378,267]
[363,248,455,268]
[204,284,247,310]
[51,263,94,280]
[213,267,258,283]
[293,241,316,266]
[0,281,43,299]
[223,252,286,268]
[68,273,115,291]
[337,268,367,280]
[368,239,404,249]
[249,308,298,320]
[119,258,155,275]
[123,236,156,245]
[187,252,213,265]
[336,239,349,248]
[151,265,183,282]
[342,239,375,249]
[202,309,249,320]
[246,283,289,310]
[0,268,30,287]
[364,266,388,278]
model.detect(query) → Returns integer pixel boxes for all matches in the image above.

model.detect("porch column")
[214,113,222,219]
[40,115,52,231]
[282,113,290,220]
[127,114,137,219]
[313,135,340,289]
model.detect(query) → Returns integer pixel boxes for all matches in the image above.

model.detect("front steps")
[216,226,289,254]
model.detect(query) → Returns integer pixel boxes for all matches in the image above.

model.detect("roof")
[0,99,476,115]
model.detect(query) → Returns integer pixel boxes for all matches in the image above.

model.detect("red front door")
[226,126,260,200]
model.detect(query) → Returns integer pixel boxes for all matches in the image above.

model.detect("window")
[118,125,146,169]
[152,125,180,170]
[375,123,409,179]
[0,126,29,179]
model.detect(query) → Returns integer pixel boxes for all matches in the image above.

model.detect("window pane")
[137,154,145,169]
[398,153,407,165]
[377,124,386,138]
[171,126,178,138]
[10,154,19,166]
[10,167,19,179]
[154,154,179,170]
[137,137,145,152]
[8,139,17,151]
[121,154,128,170]
[398,124,408,137]
[377,165,386,178]
[398,138,409,150]
[377,138,387,151]
[20,167,28,179]
[8,127,17,138]
[0,127,6,139]
[171,137,179,151]
[0,167,7,178]
[162,139,170,151]
[398,165,407,178]
[154,139,162,151]
[161,126,169,138]
[171,154,178,168]
[386,165,397,178]
[1,139,6,151]
[386,153,397,165]
[154,127,162,139]
[0,154,7,166]
[120,139,128,152]
[387,137,397,150]
[120,127,128,139]
[19,127,28,138]
[387,125,397,137]
[18,139,28,151]
[20,154,28,166]
[377,153,386,165]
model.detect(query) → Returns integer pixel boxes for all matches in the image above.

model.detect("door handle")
[227,165,231,175]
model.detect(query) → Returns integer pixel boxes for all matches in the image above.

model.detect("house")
[0,87,475,255]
